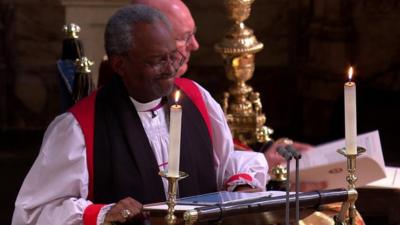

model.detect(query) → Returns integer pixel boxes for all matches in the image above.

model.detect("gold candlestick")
[334,147,366,225]
[159,171,188,225]
[215,0,273,146]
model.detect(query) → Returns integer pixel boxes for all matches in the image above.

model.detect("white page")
[288,130,386,189]
[364,166,400,189]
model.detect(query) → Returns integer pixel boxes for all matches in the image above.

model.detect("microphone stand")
[277,147,293,225]
[287,145,302,225]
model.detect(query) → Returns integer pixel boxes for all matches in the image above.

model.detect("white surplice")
[12,82,268,225]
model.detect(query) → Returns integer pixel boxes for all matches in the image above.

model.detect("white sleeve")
[194,82,268,191]
[224,151,268,191]
[12,113,92,225]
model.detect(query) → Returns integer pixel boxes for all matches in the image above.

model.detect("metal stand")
[159,171,188,225]
[334,147,366,225]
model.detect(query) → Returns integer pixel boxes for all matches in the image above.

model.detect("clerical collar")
[129,97,166,118]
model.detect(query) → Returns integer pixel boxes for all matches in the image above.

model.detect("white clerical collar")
[129,97,163,112]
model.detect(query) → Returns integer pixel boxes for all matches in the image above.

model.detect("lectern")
[144,189,352,225]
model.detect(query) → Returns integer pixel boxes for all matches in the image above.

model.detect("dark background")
[1,0,399,224]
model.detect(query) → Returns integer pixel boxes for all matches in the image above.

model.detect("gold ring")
[121,209,132,219]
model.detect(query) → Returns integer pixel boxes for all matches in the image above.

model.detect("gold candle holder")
[334,147,366,225]
[215,0,273,146]
[159,171,189,225]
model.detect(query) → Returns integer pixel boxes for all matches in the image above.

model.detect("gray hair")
[104,4,171,56]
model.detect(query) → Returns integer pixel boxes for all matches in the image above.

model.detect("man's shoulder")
[175,77,195,86]
[175,77,208,95]
[68,90,99,126]
[69,91,98,115]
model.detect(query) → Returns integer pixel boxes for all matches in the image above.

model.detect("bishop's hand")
[103,197,147,224]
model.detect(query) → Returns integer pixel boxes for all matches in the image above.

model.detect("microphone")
[286,145,301,159]
[277,146,293,161]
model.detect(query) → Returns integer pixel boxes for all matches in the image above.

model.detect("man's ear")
[109,55,126,77]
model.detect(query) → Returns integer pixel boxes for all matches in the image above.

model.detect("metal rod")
[295,157,300,225]
[285,158,291,225]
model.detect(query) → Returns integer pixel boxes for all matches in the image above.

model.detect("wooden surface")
[357,188,400,225]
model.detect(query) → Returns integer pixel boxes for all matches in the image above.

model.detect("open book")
[363,166,400,189]
[289,130,388,189]
[143,191,286,211]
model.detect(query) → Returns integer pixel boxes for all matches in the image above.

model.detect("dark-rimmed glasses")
[141,50,186,73]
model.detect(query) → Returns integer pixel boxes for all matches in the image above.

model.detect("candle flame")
[174,90,180,104]
[348,67,354,81]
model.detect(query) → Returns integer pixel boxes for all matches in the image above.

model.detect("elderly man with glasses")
[12,5,268,225]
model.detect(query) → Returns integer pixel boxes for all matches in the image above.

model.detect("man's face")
[167,4,199,77]
[114,22,182,103]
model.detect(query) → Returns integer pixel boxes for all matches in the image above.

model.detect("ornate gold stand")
[159,171,188,225]
[62,23,95,102]
[63,23,81,39]
[73,56,95,102]
[215,0,272,146]
[334,147,366,225]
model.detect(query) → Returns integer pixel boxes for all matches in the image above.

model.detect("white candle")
[344,67,357,155]
[168,91,182,177]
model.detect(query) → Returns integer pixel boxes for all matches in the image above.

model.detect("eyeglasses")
[143,50,186,73]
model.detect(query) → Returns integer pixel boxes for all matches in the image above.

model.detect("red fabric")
[233,139,252,151]
[69,91,98,201]
[225,173,253,186]
[69,78,212,201]
[83,204,106,225]
[174,78,213,142]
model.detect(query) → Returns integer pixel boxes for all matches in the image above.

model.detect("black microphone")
[286,145,302,159]
[277,146,293,161]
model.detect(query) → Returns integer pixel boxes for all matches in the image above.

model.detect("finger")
[105,203,128,223]
[121,197,147,221]
[105,197,142,223]
[124,198,144,220]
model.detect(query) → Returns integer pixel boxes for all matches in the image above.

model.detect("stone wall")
[0,0,64,129]
[1,1,400,224]
[0,0,399,156]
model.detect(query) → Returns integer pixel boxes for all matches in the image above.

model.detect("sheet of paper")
[364,166,400,189]
[289,130,386,189]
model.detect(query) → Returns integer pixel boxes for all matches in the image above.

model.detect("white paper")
[289,130,386,189]
[364,166,400,189]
